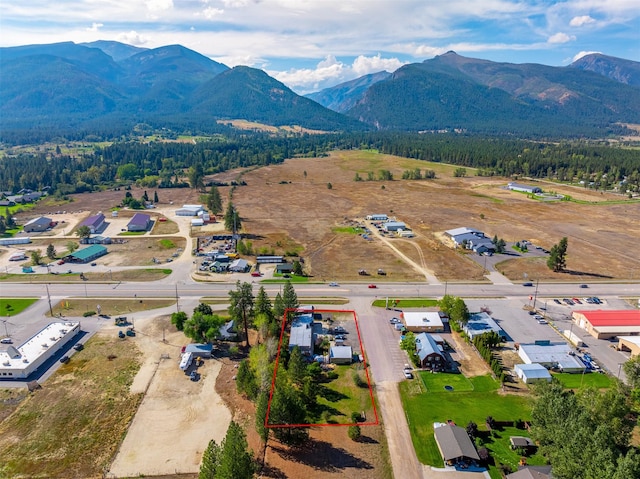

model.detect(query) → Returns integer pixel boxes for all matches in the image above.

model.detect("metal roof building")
[79,213,106,233]
[514,363,552,384]
[66,245,108,263]
[463,312,507,341]
[434,424,480,464]
[572,310,640,339]
[0,322,80,379]
[127,213,151,232]
[403,312,444,332]
[329,345,352,364]
[518,342,585,373]
[383,221,406,232]
[289,314,315,354]
[23,216,52,233]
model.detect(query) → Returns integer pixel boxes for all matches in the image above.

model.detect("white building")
[518,341,585,373]
[403,312,445,332]
[514,363,552,384]
[0,322,80,379]
[366,214,388,221]
[176,204,205,216]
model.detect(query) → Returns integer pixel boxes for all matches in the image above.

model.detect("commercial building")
[288,314,316,355]
[0,322,80,379]
[514,363,552,384]
[463,312,507,341]
[257,256,284,264]
[229,259,249,273]
[517,341,585,373]
[507,182,542,194]
[617,336,640,358]
[383,221,406,232]
[176,204,205,216]
[65,244,108,263]
[78,213,106,234]
[366,214,388,221]
[572,310,640,339]
[23,216,52,233]
[0,237,31,246]
[127,213,151,232]
[403,312,445,333]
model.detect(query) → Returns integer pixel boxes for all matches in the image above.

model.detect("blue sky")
[1,0,639,93]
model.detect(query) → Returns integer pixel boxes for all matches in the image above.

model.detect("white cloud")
[270,53,407,93]
[117,30,148,46]
[352,54,405,76]
[547,32,575,44]
[146,0,173,12]
[570,15,596,27]
[86,22,104,32]
[572,50,601,62]
[202,7,224,19]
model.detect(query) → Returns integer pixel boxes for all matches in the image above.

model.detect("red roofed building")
[572,310,640,339]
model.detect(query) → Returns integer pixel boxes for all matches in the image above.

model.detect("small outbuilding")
[514,363,552,384]
[329,345,353,364]
[185,343,213,358]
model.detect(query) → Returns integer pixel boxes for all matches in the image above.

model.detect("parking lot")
[464,296,632,379]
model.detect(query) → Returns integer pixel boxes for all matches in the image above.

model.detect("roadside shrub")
[351,411,362,423]
[348,425,361,441]
[326,371,339,381]
[352,372,368,388]
[83,311,96,317]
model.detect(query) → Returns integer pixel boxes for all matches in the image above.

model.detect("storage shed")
[329,345,352,364]
[185,343,213,358]
[514,363,552,384]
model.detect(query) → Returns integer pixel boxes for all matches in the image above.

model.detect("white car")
[534,314,544,320]
[537,319,548,324]
[403,371,414,379]
[328,282,339,287]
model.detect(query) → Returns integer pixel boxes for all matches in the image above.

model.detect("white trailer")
[179,352,193,371]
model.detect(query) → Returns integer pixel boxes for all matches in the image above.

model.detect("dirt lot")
[214,354,393,479]
[227,151,640,281]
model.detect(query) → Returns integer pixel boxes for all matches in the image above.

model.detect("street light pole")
[533,279,539,310]
[45,284,54,317]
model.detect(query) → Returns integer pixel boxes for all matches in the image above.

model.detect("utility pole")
[533,279,540,310]
[175,283,180,312]
[45,284,54,317]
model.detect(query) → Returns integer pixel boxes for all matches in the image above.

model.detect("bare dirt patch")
[227,151,640,281]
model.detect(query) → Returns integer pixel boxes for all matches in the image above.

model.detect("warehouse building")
[463,312,507,341]
[572,310,640,339]
[518,341,585,373]
[78,213,106,234]
[383,221,406,232]
[23,216,52,233]
[507,182,543,194]
[127,213,151,232]
[176,204,205,216]
[288,314,316,355]
[0,322,80,379]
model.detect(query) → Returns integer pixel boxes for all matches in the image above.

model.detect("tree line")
[2,133,638,195]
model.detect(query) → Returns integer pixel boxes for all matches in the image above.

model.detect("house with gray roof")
[23,216,52,233]
[415,333,445,370]
[289,314,316,355]
[434,424,480,465]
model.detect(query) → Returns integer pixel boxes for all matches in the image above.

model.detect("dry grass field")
[226,150,640,281]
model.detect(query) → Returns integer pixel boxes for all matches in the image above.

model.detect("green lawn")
[400,373,539,477]
[331,226,364,235]
[262,275,310,284]
[372,298,439,308]
[0,298,39,317]
[551,371,615,389]
[315,365,376,424]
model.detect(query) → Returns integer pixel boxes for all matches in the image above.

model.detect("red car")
[251,271,262,277]
[368,284,377,288]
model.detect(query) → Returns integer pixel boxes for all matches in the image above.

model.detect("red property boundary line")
[265,307,379,428]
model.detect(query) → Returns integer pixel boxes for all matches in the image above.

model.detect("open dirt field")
[108,313,232,478]
[227,151,640,281]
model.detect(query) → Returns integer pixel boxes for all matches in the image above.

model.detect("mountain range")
[1,41,640,139]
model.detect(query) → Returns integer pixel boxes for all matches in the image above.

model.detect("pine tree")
[199,439,220,479]
[236,359,259,400]
[215,421,256,479]
[46,243,56,260]
[228,281,254,346]
[153,190,159,203]
[547,236,568,272]
[255,390,270,444]
[206,186,223,214]
[287,346,307,386]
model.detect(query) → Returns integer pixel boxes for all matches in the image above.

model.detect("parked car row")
[554,296,602,306]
